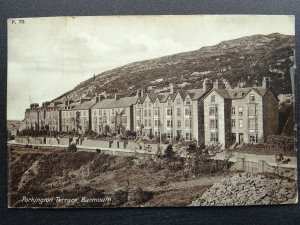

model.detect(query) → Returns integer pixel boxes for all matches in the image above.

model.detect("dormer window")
[211,95,215,103]
[176,98,181,105]
[186,98,191,105]
[167,99,172,106]
[250,94,255,102]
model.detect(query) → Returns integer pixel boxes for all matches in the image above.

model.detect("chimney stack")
[262,77,271,89]
[202,78,213,91]
[213,79,226,89]
[96,95,105,102]
[169,83,174,94]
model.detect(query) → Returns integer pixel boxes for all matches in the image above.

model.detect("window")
[167,99,172,106]
[155,101,159,107]
[167,108,173,116]
[232,107,236,115]
[249,118,257,129]
[94,110,97,115]
[239,119,244,128]
[186,98,191,105]
[137,109,141,117]
[111,116,115,124]
[148,102,152,107]
[154,120,159,127]
[99,110,102,116]
[177,120,182,128]
[177,108,182,116]
[210,133,218,142]
[144,109,147,117]
[209,106,217,116]
[185,108,191,116]
[154,109,159,116]
[112,109,115,115]
[136,119,141,126]
[211,95,215,103]
[249,134,258,143]
[148,109,152,116]
[185,119,191,128]
[167,120,173,128]
[148,119,152,126]
[238,107,243,116]
[250,94,255,102]
[210,119,218,129]
[232,119,236,127]
[144,119,147,127]
[103,110,106,116]
[248,105,258,116]
[176,98,181,105]
[185,132,191,141]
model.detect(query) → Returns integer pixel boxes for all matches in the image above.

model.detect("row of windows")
[92,108,124,116]
[62,111,87,117]
[210,133,258,144]
[164,131,192,140]
[232,118,258,129]
[143,98,192,108]
[232,105,258,116]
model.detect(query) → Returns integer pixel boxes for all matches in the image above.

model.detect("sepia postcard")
[7,15,297,208]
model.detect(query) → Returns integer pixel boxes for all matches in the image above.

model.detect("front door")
[239,133,244,144]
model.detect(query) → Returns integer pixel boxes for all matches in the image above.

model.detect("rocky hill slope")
[54,33,295,101]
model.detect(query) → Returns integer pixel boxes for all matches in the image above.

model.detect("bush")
[164,144,175,158]
[267,135,294,152]
[128,187,153,205]
[68,143,77,152]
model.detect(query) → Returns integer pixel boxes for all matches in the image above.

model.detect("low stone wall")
[59,137,71,146]
[15,137,29,144]
[46,138,59,145]
[81,138,110,148]
[231,158,296,179]
[127,141,141,151]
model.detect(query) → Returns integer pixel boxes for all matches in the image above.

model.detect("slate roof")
[187,89,207,100]
[73,100,97,110]
[92,96,138,109]
[210,87,269,100]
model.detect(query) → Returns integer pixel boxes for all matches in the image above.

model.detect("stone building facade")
[134,81,211,144]
[24,103,40,130]
[61,98,96,133]
[91,95,137,135]
[203,77,278,148]
[22,77,279,148]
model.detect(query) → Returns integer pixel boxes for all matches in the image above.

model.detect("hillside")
[54,33,295,101]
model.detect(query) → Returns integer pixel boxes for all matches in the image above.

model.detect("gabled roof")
[92,96,138,109]
[188,89,208,100]
[73,100,97,110]
[204,87,270,100]
[213,89,232,99]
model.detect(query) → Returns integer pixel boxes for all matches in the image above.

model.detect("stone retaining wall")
[231,158,296,179]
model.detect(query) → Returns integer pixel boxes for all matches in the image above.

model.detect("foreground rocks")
[190,172,297,206]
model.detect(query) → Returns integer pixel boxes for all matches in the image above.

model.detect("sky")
[7,15,295,120]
